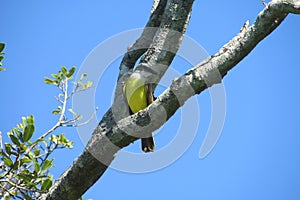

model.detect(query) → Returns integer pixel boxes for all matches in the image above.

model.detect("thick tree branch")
[119,0,167,75]
[40,0,300,199]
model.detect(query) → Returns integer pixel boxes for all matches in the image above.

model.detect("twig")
[72,108,98,127]
[261,0,268,7]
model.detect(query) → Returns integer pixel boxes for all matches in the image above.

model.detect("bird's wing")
[146,83,154,106]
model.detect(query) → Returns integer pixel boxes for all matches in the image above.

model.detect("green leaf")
[0,151,9,158]
[27,115,34,125]
[44,77,55,84]
[19,143,28,152]
[61,66,67,74]
[21,157,32,163]
[52,109,61,115]
[42,158,54,171]
[17,123,24,131]
[0,56,4,67]
[27,151,35,160]
[41,178,52,191]
[11,128,22,142]
[66,141,74,148]
[12,160,20,170]
[18,170,33,183]
[60,134,67,143]
[4,143,12,155]
[52,105,62,114]
[51,73,59,80]
[80,73,87,80]
[22,115,35,142]
[34,149,40,156]
[22,116,27,125]
[58,71,64,78]
[8,132,20,146]
[34,161,40,173]
[66,66,76,78]
[2,157,13,167]
[50,134,59,144]
[84,81,93,89]
[0,43,5,52]
[60,134,73,148]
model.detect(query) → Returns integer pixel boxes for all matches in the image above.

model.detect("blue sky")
[1,0,300,199]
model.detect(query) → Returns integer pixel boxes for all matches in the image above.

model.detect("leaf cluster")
[0,66,93,199]
[0,116,56,199]
[44,66,75,86]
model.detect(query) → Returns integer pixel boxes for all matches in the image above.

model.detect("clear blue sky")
[1,1,300,199]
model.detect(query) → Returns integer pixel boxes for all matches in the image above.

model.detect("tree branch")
[40,0,300,199]
[119,0,167,75]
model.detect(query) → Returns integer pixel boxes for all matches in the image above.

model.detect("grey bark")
[40,0,300,199]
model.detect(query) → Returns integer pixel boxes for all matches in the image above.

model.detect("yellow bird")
[123,70,155,152]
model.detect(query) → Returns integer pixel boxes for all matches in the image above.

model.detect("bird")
[123,65,156,152]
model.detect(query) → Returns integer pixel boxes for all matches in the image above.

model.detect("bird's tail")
[141,134,155,153]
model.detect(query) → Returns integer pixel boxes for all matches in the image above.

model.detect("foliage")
[0,66,92,199]
[0,43,5,71]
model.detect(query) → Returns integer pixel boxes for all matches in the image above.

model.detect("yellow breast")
[124,74,148,113]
